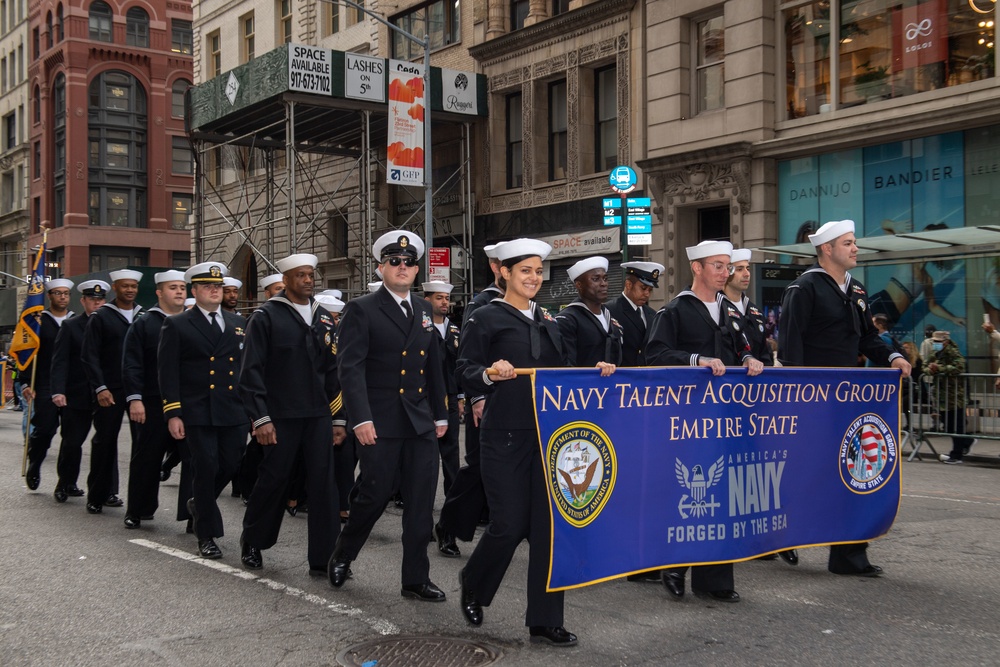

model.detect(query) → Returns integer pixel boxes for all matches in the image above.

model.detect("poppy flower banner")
[387,59,425,187]
[531,367,902,591]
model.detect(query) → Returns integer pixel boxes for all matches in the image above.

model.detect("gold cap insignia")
[652,269,660,279]
[210,266,222,278]
[399,235,409,247]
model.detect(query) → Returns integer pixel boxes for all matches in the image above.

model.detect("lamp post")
[326,0,434,281]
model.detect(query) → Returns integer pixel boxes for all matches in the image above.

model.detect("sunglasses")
[386,256,418,267]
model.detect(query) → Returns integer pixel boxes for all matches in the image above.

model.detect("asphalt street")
[1,409,999,667]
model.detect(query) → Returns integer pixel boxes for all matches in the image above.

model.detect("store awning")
[754,225,1000,264]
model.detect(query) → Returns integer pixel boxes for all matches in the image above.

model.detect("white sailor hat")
[319,289,343,300]
[808,219,855,247]
[494,238,552,262]
[184,297,196,307]
[373,230,424,261]
[46,278,74,292]
[275,253,318,274]
[686,240,733,261]
[259,273,283,290]
[315,294,345,313]
[483,241,508,260]
[223,277,243,289]
[421,281,454,294]
[730,249,752,263]
[109,269,143,283]
[184,261,228,285]
[367,281,383,293]
[154,270,186,284]
[567,256,609,282]
[77,280,110,297]
[621,261,664,288]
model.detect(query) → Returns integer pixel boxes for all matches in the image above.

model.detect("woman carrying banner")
[456,238,615,647]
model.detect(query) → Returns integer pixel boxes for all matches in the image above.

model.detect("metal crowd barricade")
[903,372,1000,461]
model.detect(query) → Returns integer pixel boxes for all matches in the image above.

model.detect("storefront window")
[783,0,995,119]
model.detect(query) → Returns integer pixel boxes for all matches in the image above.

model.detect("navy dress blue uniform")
[81,303,141,508]
[645,290,754,594]
[607,294,655,366]
[457,300,570,627]
[555,299,624,367]
[122,308,192,523]
[433,319,462,494]
[25,310,73,478]
[50,312,95,494]
[723,294,772,367]
[239,295,344,570]
[778,265,899,575]
[333,286,448,587]
[158,307,248,541]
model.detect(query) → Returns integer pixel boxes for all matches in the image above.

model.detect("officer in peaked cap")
[23,278,75,493]
[50,280,109,503]
[607,261,664,367]
[158,262,248,559]
[329,230,449,601]
[80,268,143,514]
[238,253,345,574]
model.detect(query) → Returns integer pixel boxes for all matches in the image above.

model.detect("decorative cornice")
[469,0,635,65]
[645,146,754,216]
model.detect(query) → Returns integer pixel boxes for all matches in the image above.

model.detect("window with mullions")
[208,31,221,77]
[783,0,996,119]
[695,12,725,113]
[53,74,65,227]
[241,13,255,63]
[511,0,528,31]
[549,80,567,181]
[45,12,52,49]
[171,193,192,230]
[126,7,149,47]
[506,92,522,189]
[171,136,192,174]
[89,0,112,42]
[57,4,63,41]
[172,19,192,54]
[391,0,460,60]
[172,79,190,118]
[552,0,570,16]
[596,66,617,172]
[278,0,292,44]
[88,71,147,228]
[89,246,148,272]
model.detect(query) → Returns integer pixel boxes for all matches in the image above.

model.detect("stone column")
[524,0,547,27]
[486,0,505,39]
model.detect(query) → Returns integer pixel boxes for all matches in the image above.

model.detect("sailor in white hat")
[777,220,910,578]
[22,277,76,493]
[328,229,449,599]
[644,238,758,604]
[607,260,665,368]
[555,255,623,368]
[120,269,188,530]
[259,273,285,299]
[80,268,144,513]
[238,250,344,573]
[222,277,243,314]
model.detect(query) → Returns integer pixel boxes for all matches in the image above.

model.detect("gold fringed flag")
[10,237,46,371]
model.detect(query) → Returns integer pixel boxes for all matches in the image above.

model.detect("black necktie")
[637,306,646,329]
[401,300,412,320]
[208,311,221,343]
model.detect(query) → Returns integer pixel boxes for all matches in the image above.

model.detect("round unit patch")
[546,421,616,527]
[838,412,897,494]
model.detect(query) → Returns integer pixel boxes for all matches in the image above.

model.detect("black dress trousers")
[125,398,174,518]
[87,388,127,506]
[56,406,92,489]
[185,424,245,539]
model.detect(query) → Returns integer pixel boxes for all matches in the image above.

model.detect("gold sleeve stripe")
[162,402,182,413]
[329,393,343,415]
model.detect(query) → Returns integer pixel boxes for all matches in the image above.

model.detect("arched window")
[32,84,39,124]
[89,1,112,42]
[53,74,66,227]
[88,71,147,228]
[57,5,64,41]
[126,7,148,47]
[171,78,190,118]
[45,12,52,49]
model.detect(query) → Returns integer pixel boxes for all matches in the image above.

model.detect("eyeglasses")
[386,256,418,268]
[703,261,735,274]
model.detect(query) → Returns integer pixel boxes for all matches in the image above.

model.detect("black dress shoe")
[459,569,483,626]
[53,487,68,503]
[159,466,171,482]
[400,582,446,602]
[86,502,103,514]
[756,554,778,561]
[778,550,799,566]
[286,504,297,517]
[529,626,578,646]
[124,515,141,529]
[66,486,85,497]
[831,564,883,577]
[198,538,223,559]
[696,589,741,603]
[25,463,40,491]
[328,557,351,588]
[435,523,461,558]
[140,514,154,521]
[394,498,404,509]
[661,571,685,599]
[240,538,263,570]
[626,571,663,583]
[104,494,124,508]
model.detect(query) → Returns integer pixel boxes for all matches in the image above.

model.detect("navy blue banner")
[532,367,901,591]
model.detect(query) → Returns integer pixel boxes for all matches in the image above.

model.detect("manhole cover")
[336,636,502,667]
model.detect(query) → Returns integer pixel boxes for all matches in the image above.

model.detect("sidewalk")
[904,433,1000,467]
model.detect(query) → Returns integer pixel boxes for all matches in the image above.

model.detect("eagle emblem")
[675,456,725,519]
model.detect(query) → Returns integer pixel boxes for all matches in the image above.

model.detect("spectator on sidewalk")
[980,320,1000,389]
[924,331,975,464]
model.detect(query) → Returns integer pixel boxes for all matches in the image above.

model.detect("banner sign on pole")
[531,367,901,591]
[387,59,425,186]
